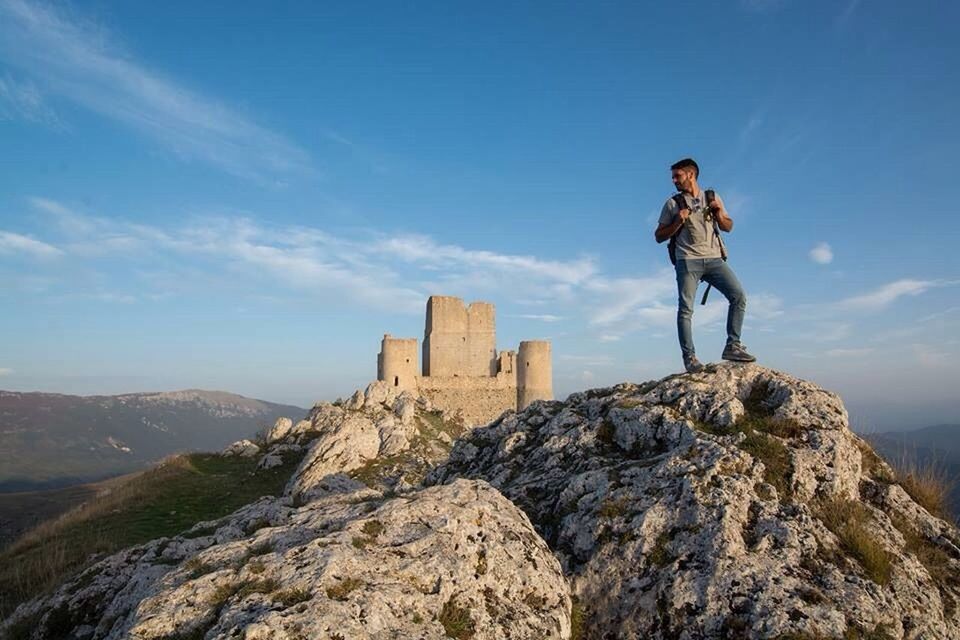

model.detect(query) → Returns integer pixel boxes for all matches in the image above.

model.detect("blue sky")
[1,0,958,430]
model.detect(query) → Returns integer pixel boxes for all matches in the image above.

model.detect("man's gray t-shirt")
[658,191,724,260]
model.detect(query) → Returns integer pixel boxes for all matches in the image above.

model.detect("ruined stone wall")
[378,335,419,393]
[422,296,496,377]
[517,340,553,410]
[465,302,496,376]
[417,374,516,426]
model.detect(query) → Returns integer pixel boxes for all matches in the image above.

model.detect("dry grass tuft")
[815,498,892,586]
[325,576,363,601]
[893,454,955,521]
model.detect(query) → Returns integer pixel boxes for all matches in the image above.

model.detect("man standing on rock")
[655,158,756,373]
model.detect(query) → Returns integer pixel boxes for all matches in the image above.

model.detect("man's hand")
[676,208,691,223]
[708,194,724,215]
[708,195,734,231]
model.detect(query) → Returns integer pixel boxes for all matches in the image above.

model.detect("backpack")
[667,189,728,304]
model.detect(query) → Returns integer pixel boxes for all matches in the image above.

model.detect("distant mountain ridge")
[0,389,306,492]
[872,423,960,454]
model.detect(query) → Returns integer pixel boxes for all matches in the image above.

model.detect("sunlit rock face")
[5,364,959,640]
[428,363,960,639]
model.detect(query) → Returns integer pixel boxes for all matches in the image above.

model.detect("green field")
[0,451,303,618]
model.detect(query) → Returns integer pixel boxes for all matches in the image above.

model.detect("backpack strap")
[700,188,728,305]
[704,189,727,261]
[667,193,687,266]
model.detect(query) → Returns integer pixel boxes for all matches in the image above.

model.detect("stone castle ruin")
[377,295,552,425]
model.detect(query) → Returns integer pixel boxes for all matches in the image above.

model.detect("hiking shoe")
[684,356,705,373]
[722,342,756,362]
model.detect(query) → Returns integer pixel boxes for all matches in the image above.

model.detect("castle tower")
[422,296,496,377]
[378,334,418,392]
[517,340,552,409]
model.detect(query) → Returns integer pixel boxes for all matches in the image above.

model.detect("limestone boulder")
[2,480,571,640]
[428,362,960,639]
[266,417,293,444]
[221,439,260,457]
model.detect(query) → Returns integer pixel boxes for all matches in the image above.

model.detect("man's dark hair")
[671,158,699,178]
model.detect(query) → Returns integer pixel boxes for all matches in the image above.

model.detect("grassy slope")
[0,450,304,618]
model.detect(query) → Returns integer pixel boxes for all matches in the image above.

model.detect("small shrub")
[326,577,363,601]
[351,536,374,550]
[570,597,586,640]
[438,597,476,639]
[247,560,266,574]
[598,496,631,519]
[207,582,242,607]
[649,531,673,567]
[361,519,385,538]
[272,586,312,607]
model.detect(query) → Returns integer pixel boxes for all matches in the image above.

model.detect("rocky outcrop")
[286,380,463,501]
[428,363,960,639]
[4,364,959,640]
[1,480,570,640]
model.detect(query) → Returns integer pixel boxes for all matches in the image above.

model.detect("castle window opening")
[394,376,399,386]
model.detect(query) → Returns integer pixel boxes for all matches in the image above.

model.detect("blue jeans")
[676,258,747,360]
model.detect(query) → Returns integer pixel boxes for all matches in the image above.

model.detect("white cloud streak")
[0,0,311,181]
[809,242,833,265]
[838,279,957,311]
[0,229,63,258]
[375,234,597,286]
[511,314,564,322]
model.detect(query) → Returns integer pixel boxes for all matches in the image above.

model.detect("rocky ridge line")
[3,366,959,639]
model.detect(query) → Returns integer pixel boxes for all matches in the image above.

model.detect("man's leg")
[676,259,703,362]
[702,259,755,361]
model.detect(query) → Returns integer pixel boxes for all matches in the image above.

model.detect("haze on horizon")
[1,0,958,432]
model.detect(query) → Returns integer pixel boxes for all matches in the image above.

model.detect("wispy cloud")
[16,197,794,348]
[0,0,311,182]
[0,72,60,125]
[0,229,63,258]
[585,271,676,326]
[809,242,833,265]
[838,279,958,311]
[0,367,12,376]
[511,314,564,322]
[375,234,597,286]
[21,198,606,314]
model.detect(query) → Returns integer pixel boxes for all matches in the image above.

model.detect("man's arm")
[655,208,690,243]
[710,195,733,232]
